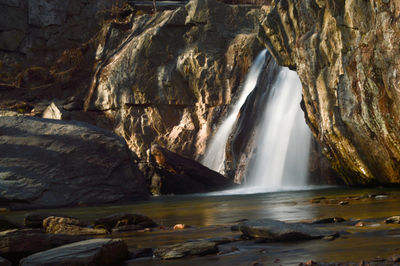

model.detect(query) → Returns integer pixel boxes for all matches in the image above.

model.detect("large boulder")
[260,1,400,185]
[149,145,235,194]
[19,238,129,266]
[0,116,148,209]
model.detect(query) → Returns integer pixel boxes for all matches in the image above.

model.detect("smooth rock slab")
[0,116,148,209]
[239,219,334,241]
[20,238,129,266]
[154,240,218,260]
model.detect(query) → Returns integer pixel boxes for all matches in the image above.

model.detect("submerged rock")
[239,219,334,241]
[154,240,218,260]
[19,238,129,266]
[0,116,148,209]
[43,216,107,236]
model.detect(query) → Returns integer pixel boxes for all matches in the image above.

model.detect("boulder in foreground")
[239,219,335,241]
[19,239,128,266]
[0,116,148,209]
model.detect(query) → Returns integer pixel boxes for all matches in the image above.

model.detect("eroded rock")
[19,238,129,266]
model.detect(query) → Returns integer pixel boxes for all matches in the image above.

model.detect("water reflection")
[4,187,400,228]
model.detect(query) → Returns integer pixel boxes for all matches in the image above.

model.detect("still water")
[5,187,400,227]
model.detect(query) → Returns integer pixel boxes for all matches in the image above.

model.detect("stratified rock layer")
[261,0,400,184]
[0,116,148,209]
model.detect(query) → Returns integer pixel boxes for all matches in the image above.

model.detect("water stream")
[201,50,267,173]
[246,67,311,191]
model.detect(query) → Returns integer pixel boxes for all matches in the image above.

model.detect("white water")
[246,67,311,191]
[201,49,267,173]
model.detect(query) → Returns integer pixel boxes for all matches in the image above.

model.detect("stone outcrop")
[260,0,400,185]
[19,238,129,266]
[0,116,148,209]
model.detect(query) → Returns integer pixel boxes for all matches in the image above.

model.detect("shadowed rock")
[239,219,335,241]
[94,213,157,232]
[150,145,235,194]
[19,239,129,266]
[0,116,148,210]
[0,229,88,262]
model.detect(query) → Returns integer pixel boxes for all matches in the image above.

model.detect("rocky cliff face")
[85,0,268,160]
[260,0,400,184]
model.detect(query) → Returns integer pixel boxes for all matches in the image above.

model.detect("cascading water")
[201,49,267,173]
[246,67,311,191]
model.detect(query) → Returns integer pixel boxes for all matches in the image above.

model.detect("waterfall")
[246,67,311,191]
[201,49,267,173]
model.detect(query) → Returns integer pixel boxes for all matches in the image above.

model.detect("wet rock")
[239,219,335,241]
[385,216,400,224]
[154,240,218,260]
[374,195,389,200]
[0,229,87,262]
[338,201,349,206]
[0,116,148,209]
[43,216,107,236]
[94,213,157,232]
[150,145,235,194]
[312,217,346,224]
[0,216,21,231]
[19,238,129,266]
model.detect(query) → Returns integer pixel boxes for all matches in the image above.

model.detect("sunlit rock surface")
[261,0,400,184]
[85,0,268,160]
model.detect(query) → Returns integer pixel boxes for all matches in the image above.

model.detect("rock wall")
[85,0,268,160]
[0,0,117,76]
[260,0,400,185]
